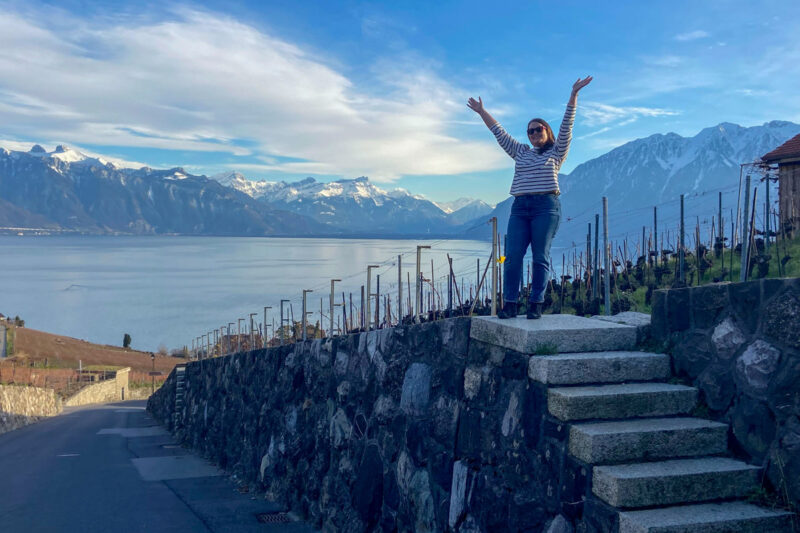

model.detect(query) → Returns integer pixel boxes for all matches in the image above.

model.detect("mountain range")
[1,119,797,242]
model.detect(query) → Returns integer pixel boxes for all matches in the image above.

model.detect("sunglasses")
[527,126,545,135]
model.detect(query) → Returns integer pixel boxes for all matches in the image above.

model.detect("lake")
[1,236,503,352]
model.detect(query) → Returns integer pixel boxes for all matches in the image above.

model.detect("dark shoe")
[497,302,518,319]
[527,302,543,319]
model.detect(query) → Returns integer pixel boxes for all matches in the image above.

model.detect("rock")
[546,514,574,533]
[735,340,781,399]
[448,460,469,529]
[501,392,521,437]
[409,470,436,532]
[667,288,691,332]
[732,395,776,462]
[464,366,482,400]
[762,289,800,350]
[400,363,432,415]
[729,281,760,334]
[329,408,351,448]
[672,331,714,377]
[431,395,459,446]
[711,317,747,359]
[372,395,396,423]
[334,349,349,376]
[696,362,736,412]
[691,284,729,329]
[396,450,415,495]
[767,416,800,509]
[351,443,384,526]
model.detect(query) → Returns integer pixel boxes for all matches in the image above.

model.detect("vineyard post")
[249,313,257,350]
[679,194,685,283]
[366,265,379,331]
[765,175,770,253]
[603,198,610,316]
[330,280,340,338]
[415,246,431,321]
[491,217,498,316]
[740,175,751,282]
[397,255,403,321]
[718,191,723,259]
[263,307,271,347]
[594,214,600,299]
[279,300,289,346]
[587,223,592,294]
[302,289,313,341]
[653,207,658,268]
[227,323,234,354]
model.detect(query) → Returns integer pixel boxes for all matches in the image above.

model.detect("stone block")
[770,351,800,418]
[568,417,728,464]
[455,407,482,457]
[672,331,714,378]
[731,395,776,463]
[729,280,761,335]
[761,288,800,350]
[351,443,384,527]
[696,362,736,412]
[548,383,697,422]
[448,460,469,529]
[400,363,432,415]
[618,501,794,533]
[592,457,759,508]
[690,283,729,329]
[470,315,637,354]
[666,288,691,332]
[767,415,800,511]
[711,317,747,359]
[734,340,781,400]
[650,290,669,340]
[528,351,671,386]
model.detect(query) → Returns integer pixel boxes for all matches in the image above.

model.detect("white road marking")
[57,454,80,457]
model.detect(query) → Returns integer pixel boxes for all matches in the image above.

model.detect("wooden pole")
[603,198,610,315]
[740,175,751,282]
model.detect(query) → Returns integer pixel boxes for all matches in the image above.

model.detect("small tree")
[123,333,132,349]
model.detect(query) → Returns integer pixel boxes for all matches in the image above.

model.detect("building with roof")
[762,132,800,238]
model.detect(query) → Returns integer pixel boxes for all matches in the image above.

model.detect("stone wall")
[0,384,62,435]
[651,277,800,509]
[64,367,131,406]
[149,319,585,532]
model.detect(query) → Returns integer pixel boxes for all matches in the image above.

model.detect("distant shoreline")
[0,230,489,241]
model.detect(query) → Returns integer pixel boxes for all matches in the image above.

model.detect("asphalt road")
[0,401,315,533]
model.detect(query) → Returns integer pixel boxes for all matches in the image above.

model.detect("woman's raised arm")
[467,96,499,130]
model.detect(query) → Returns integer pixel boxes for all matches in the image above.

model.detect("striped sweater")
[490,104,576,195]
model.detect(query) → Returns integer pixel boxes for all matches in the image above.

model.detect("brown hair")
[528,118,555,154]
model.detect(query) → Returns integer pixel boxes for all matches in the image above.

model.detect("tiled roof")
[762,133,800,162]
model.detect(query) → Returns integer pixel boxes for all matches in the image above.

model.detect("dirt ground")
[9,326,183,374]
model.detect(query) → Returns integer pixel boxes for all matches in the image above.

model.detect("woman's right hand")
[467,96,484,115]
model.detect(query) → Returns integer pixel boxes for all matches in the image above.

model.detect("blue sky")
[1,0,799,204]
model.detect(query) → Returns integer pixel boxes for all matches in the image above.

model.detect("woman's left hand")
[572,76,593,94]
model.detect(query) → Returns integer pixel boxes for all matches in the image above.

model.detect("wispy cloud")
[0,7,506,182]
[580,102,679,128]
[675,30,710,41]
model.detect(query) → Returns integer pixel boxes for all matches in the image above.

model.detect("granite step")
[528,351,671,385]
[569,417,729,464]
[618,501,794,533]
[592,457,760,508]
[548,383,698,421]
[470,314,638,354]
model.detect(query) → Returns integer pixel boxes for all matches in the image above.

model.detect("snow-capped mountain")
[0,145,326,235]
[469,120,800,245]
[437,198,494,225]
[214,174,455,234]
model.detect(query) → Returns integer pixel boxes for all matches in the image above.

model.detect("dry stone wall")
[0,384,61,435]
[651,277,800,509]
[64,367,131,406]
[149,319,586,532]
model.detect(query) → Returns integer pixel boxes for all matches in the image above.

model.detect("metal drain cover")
[256,512,293,524]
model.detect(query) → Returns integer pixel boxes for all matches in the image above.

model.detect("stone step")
[470,314,637,354]
[592,457,760,508]
[618,501,794,533]
[528,351,670,385]
[569,417,728,464]
[548,383,698,421]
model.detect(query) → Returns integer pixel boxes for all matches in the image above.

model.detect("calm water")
[1,236,497,351]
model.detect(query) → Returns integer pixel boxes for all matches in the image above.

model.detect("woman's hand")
[467,96,485,115]
[572,76,593,95]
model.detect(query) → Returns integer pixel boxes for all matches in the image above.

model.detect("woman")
[468,76,592,319]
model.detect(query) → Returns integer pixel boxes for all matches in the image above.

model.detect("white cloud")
[580,102,679,128]
[0,7,507,182]
[675,30,710,41]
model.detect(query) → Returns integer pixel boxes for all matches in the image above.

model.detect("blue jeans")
[503,194,561,304]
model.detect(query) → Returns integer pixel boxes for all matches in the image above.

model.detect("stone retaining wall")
[149,319,586,532]
[0,384,61,435]
[64,367,130,406]
[651,277,800,509]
